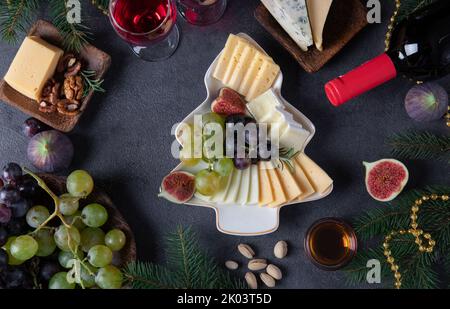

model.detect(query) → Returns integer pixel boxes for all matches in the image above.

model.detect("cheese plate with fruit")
[160,33,333,236]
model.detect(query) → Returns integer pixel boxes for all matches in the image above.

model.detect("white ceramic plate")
[172,33,333,236]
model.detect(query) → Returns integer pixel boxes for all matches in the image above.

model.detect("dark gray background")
[0,0,448,288]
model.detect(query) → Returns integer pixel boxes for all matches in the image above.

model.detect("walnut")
[64,75,83,101]
[39,79,60,106]
[57,99,80,116]
[57,53,82,77]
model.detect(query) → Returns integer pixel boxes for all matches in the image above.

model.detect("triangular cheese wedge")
[275,166,302,202]
[306,0,334,51]
[296,153,333,194]
[265,162,288,208]
[292,159,315,201]
[258,161,274,207]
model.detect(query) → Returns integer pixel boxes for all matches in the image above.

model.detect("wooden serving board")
[254,0,368,73]
[39,174,136,268]
[0,20,111,132]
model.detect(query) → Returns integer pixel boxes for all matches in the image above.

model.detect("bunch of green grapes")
[1,169,127,289]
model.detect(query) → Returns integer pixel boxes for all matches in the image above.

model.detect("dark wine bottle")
[325,0,450,106]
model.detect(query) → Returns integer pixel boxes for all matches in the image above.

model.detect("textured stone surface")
[0,1,448,288]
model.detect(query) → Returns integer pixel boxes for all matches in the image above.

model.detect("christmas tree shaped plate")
[170,33,333,236]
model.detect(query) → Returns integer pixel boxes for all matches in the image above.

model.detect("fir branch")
[0,0,39,43]
[123,226,246,289]
[387,131,450,163]
[49,0,91,52]
[276,147,299,172]
[91,0,109,16]
[81,70,105,98]
[396,0,437,23]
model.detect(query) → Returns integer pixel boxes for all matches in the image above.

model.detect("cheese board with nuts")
[159,33,333,236]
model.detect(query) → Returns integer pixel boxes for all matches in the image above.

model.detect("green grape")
[54,225,80,252]
[80,263,97,288]
[66,170,94,198]
[105,229,126,251]
[87,245,112,268]
[202,113,225,162]
[2,237,24,265]
[48,272,75,289]
[81,204,108,228]
[195,169,221,196]
[64,210,86,230]
[10,235,38,261]
[26,205,50,228]
[59,194,79,216]
[58,250,84,268]
[35,229,56,257]
[95,265,123,289]
[214,158,234,176]
[80,227,105,252]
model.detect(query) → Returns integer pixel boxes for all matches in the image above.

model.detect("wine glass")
[109,0,180,62]
[176,0,227,26]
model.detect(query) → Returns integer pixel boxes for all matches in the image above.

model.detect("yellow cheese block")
[257,161,274,207]
[212,34,242,81]
[275,166,302,202]
[222,40,247,85]
[238,52,273,98]
[296,153,333,194]
[227,45,257,90]
[4,36,63,101]
[292,159,315,201]
[265,162,288,208]
[245,60,280,101]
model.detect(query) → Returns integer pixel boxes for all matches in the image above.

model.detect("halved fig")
[159,171,195,204]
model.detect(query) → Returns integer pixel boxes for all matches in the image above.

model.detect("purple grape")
[4,268,28,288]
[234,158,251,170]
[39,261,60,282]
[7,218,28,235]
[9,198,31,218]
[22,117,50,138]
[2,163,22,183]
[0,249,8,268]
[0,226,7,247]
[18,177,38,198]
[0,179,4,190]
[0,185,21,204]
[0,204,12,224]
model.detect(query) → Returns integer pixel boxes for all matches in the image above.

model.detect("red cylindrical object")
[325,53,398,106]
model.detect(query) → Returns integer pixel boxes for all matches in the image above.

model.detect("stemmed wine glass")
[176,0,227,26]
[109,0,180,62]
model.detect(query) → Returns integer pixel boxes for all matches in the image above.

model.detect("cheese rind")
[261,0,313,51]
[306,0,334,51]
[4,36,63,101]
[296,153,333,194]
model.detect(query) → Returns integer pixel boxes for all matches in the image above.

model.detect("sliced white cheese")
[247,89,282,122]
[227,45,257,90]
[261,0,314,51]
[239,52,273,98]
[245,60,280,101]
[211,173,233,203]
[248,165,260,205]
[194,191,212,202]
[237,167,251,205]
[223,169,243,204]
[279,123,310,152]
[306,0,333,51]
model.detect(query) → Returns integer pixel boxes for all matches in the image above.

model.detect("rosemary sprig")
[81,70,105,98]
[276,147,300,172]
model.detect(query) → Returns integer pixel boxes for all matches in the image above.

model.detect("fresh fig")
[27,130,74,173]
[363,159,409,202]
[159,171,195,204]
[405,82,448,122]
[211,88,246,116]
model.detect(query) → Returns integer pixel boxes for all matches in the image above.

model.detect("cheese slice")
[275,166,302,202]
[279,123,310,152]
[306,0,334,51]
[245,60,280,101]
[265,162,288,208]
[237,167,251,205]
[194,191,212,202]
[211,173,233,203]
[223,169,243,204]
[213,34,242,81]
[292,159,315,201]
[4,36,63,101]
[261,0,314,51]
[227,45,257,90]
[247,89,282,122]
[258,161,274,207]
[248,165,259,205]
[238,52,273,97]
[296,153,333,194]
[222,40,247,85]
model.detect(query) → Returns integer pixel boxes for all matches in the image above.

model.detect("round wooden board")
[38,174,136,267]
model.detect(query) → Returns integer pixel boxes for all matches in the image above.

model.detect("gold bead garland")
[383,194,449,289]
[385,0,402,51]
[445,106,450,127]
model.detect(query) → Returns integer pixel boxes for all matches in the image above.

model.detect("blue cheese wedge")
[261,0,314,51]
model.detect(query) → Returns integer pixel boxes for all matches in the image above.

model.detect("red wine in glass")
[109,0,180,61]
[177,0,227,26]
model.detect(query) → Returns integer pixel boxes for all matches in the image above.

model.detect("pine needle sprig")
[343,186,450,289]
[276,147,300,172]
[49,0,92,52]
[81,70,105,98]
[91,0,110,15]
[123,226,246,289]
[396,0,437,23]
[387,131,450,163]
[0,0,39,43]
